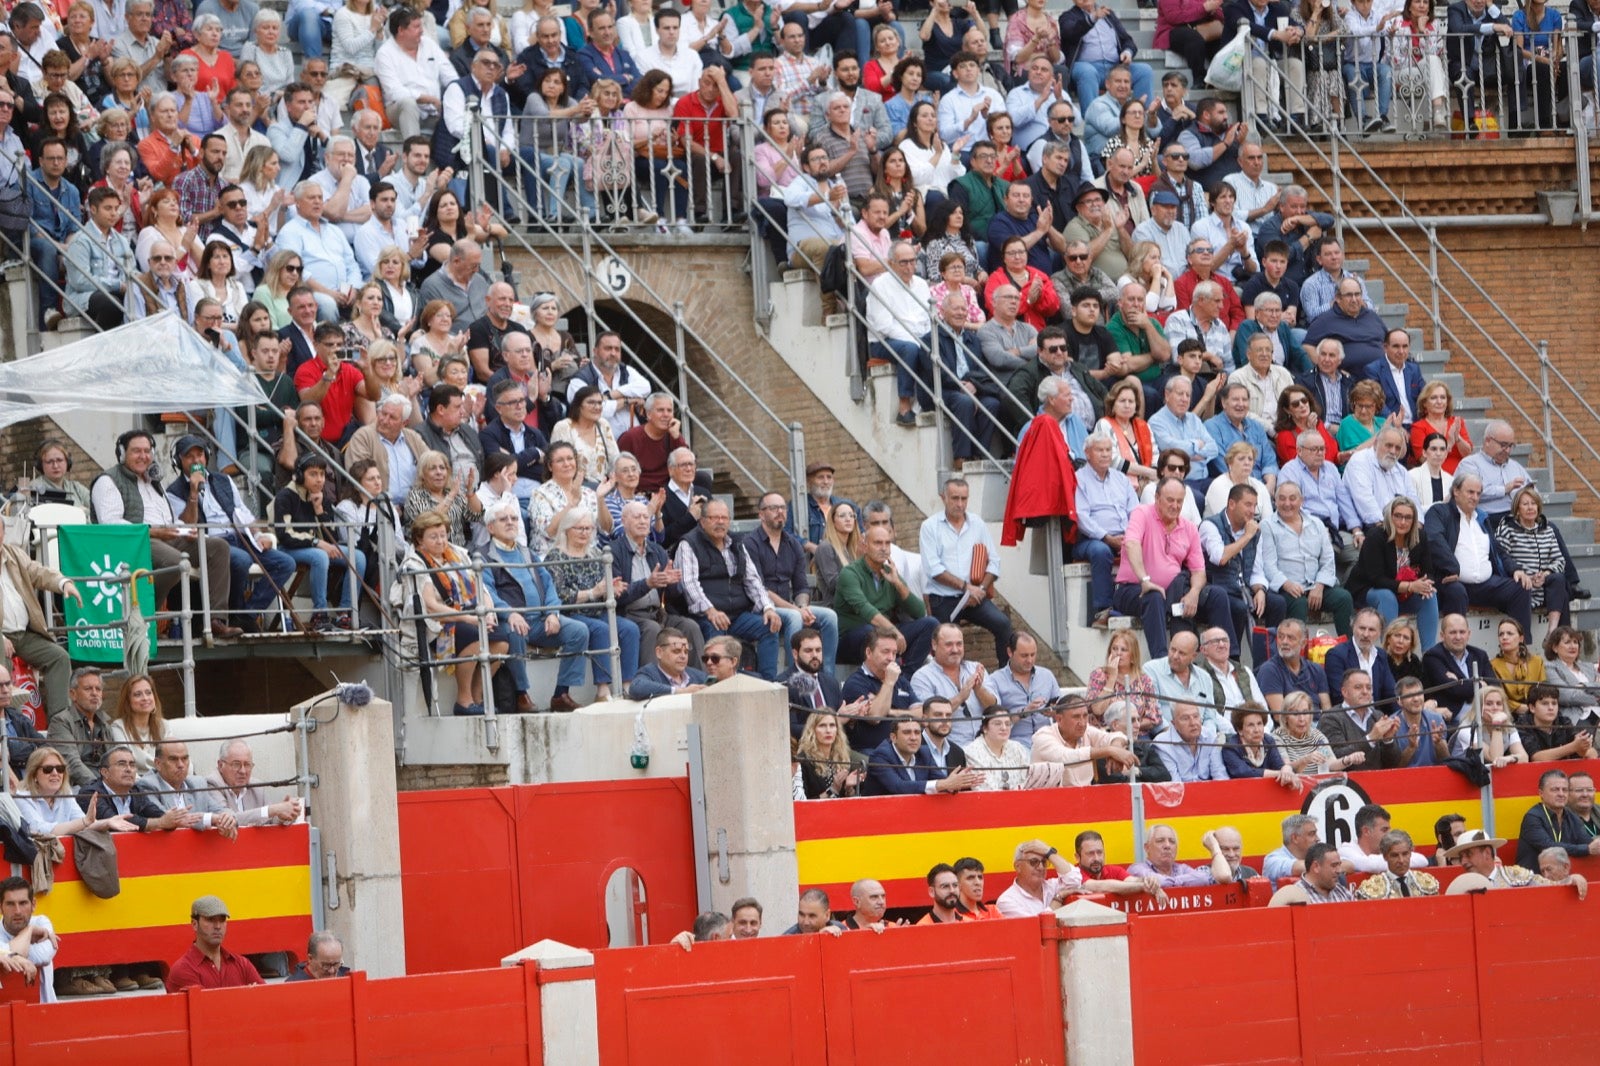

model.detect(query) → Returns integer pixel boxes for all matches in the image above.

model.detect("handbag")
[0,180,29,233]
[818,241,848,295]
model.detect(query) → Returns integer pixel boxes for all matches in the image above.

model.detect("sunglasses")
[39,765,65,775]
[223,199,246,208]
[284,265,302,273]
[702,653,729,665]
[1066,254,1088,262]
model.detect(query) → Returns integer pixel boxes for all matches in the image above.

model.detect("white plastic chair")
[27,503,87,571]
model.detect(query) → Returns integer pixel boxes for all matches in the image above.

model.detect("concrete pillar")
[688,675,800,937]
[504,940,598,1066]
[1055,899,1134,1066]
[298,691,406,978]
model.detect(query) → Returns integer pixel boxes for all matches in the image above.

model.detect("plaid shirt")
[171,165,223,227]
[774,52,826,117]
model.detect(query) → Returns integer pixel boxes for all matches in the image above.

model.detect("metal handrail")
[1241,39,1600,503]
[463,110,804,512]
[740,121,1021,475]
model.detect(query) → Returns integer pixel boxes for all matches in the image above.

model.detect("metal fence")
[1240,23,1590,139]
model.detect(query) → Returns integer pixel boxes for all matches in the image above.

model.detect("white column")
[1055,898,1134,1066]
[505,939,599,1066]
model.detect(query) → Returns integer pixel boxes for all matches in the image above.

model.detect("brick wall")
[0,416,100,494]
[1267,139,1600,518]
[397,763,510,790]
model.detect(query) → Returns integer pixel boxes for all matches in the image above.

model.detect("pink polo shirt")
[1114,503,1204,588]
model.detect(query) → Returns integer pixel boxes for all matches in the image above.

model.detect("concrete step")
[1378,303,1409,331]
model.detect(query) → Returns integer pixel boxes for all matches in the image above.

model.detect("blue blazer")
[1361,359,1425,425]
[479,418,550,483]
[630,663,708,700]
[1321,642,1398,713]
[1423,501,1516,581]
[861,738,948,796]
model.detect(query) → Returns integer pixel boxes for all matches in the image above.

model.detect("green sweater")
[834,556,926,635]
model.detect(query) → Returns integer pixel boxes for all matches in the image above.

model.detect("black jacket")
[479,417,549,483]
[1422,642,1494,718]
[418,419,486,473]
[611,534,683,612]
[779,666,845,738]
[1058,7,1137,65]
[1423,503,1517,582]
[3,707,44,777]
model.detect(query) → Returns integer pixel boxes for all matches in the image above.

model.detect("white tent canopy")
[0,311,263,430]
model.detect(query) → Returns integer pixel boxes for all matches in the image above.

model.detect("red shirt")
[616,425,687,494]
[673,91,729,153]
[294,359,366,442]
[165,944,263,992]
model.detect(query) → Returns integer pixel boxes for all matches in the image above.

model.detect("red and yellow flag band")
[31,825,314,967]
[795,762,1585,908]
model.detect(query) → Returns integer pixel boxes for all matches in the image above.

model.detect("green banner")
[58,525,158,663]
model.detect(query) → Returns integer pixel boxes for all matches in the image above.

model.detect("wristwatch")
[1044,847,1057,859]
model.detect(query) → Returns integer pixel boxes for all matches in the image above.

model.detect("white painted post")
[504,940,599,1066]
[1055,899,1134,1066]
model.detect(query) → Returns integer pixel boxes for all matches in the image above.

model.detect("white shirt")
[1388,361,1414,421]
[936,83,1006,146]
[1337,840,1428,873]
[637,43,703,101]
[995,870,1082,917]
[1454,507,1492,584]
[91,473,184,529]
[375,37,454,112]
[865,272,932,345]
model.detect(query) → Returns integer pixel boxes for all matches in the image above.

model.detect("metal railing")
[464,108,809,525]
[740,120,1022,474]
[1239,22,1583,138]
[1241,43,1600,505]
[514,112,743,233]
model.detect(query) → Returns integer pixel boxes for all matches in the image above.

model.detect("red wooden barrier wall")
[1131,887,1600,1066]
[0,965,543,1066]
[593,915,1066,1066]
[397,779,698,971]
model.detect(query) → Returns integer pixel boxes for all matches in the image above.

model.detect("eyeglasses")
[1166,152,1189,160]
[702,653,729,664]
[305,69,328,78]
[496,397,528,407]
[1042,344,1067,353]
[758,503,785,511]
[1189,246,1214,255]
[1050,115,1073,123]
[0,101,14,110]
[149,254,175,262]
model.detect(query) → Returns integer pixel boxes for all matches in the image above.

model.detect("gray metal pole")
[179,558,196,716]
[473,557,499,753]
[1427,227,1441,353]
[673,300,692,448]
[604,548,621,695]
[1539,340,1556,488]
[467,99,486,215]
[928,304,947,465]
[788,422,807,543]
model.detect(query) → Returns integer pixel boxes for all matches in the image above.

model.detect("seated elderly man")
[78,745,197,833]
[1423,470,1533,635]
[1342,423,1416,531]
[1261,813,1322,881]
[1126,825,1234,886]
[1111,477,1234,659]
[1444,828,1587,897]
[206,739,303,826]
[866,240,934,426]
[1258,618,1331,712]
[1147,376,1220,486]
[138,741,239,838]
[1536,848,1592,900]
[1152,703,1227,782]
[927,292,1003,466]
[1356,829,1441,899]
[842,878,891,932]
[1279,428,1363,571]
[1260,479,1353,636]
[995,839,1084,917]
[675,498,783,680]
[1030,701,1139,785]
[1075,430,1142,625]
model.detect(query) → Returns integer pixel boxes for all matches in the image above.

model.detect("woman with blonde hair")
[1454,684,1529,767]
[343,280,395,353]
[403,449,480,546]
[1495,485,1573,630]
[329,0,387,114]
[796,711,866,798]
[1116,240,1177,316]
[237,144,291,237]
[1084,630,1159,733]
[812,502,861,607]
[253,249,304,328]
[15,747,137,837]
[1408,380,1471,471]
[107,675,166,774]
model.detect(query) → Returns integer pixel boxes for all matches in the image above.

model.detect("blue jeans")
[872,336,931,406]
[514,614,591,693]
[1343,60,1393,122]
[540,151,597,220]
[283,545,365,611]
[1071,60,1156,113]
[1072,537,1116,616]
[1364,588,1440,652]
[228,544,297,611]
[635,155,689,222]
[776,605,839,675]
[283,7,330,59]
[30,233,61,324]
[575,613,640,684]
[698,611,781,679]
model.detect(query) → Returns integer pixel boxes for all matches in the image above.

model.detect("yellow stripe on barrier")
[33,865,313,933]
[1163,800,1471,860]
[798,820,1138,884]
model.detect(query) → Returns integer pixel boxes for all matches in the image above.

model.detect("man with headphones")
[89,430,244,640]
[165,435,298,634]
[272,454,368,631]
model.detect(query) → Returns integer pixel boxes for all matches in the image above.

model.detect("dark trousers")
[840,616,938,671]
[927,592,1013,668]
[1436,575,1532,636]
[1169,25,1220,84]
[1222,587,1287,663]
[1111,570,1234,660]
[80,291,125,331]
